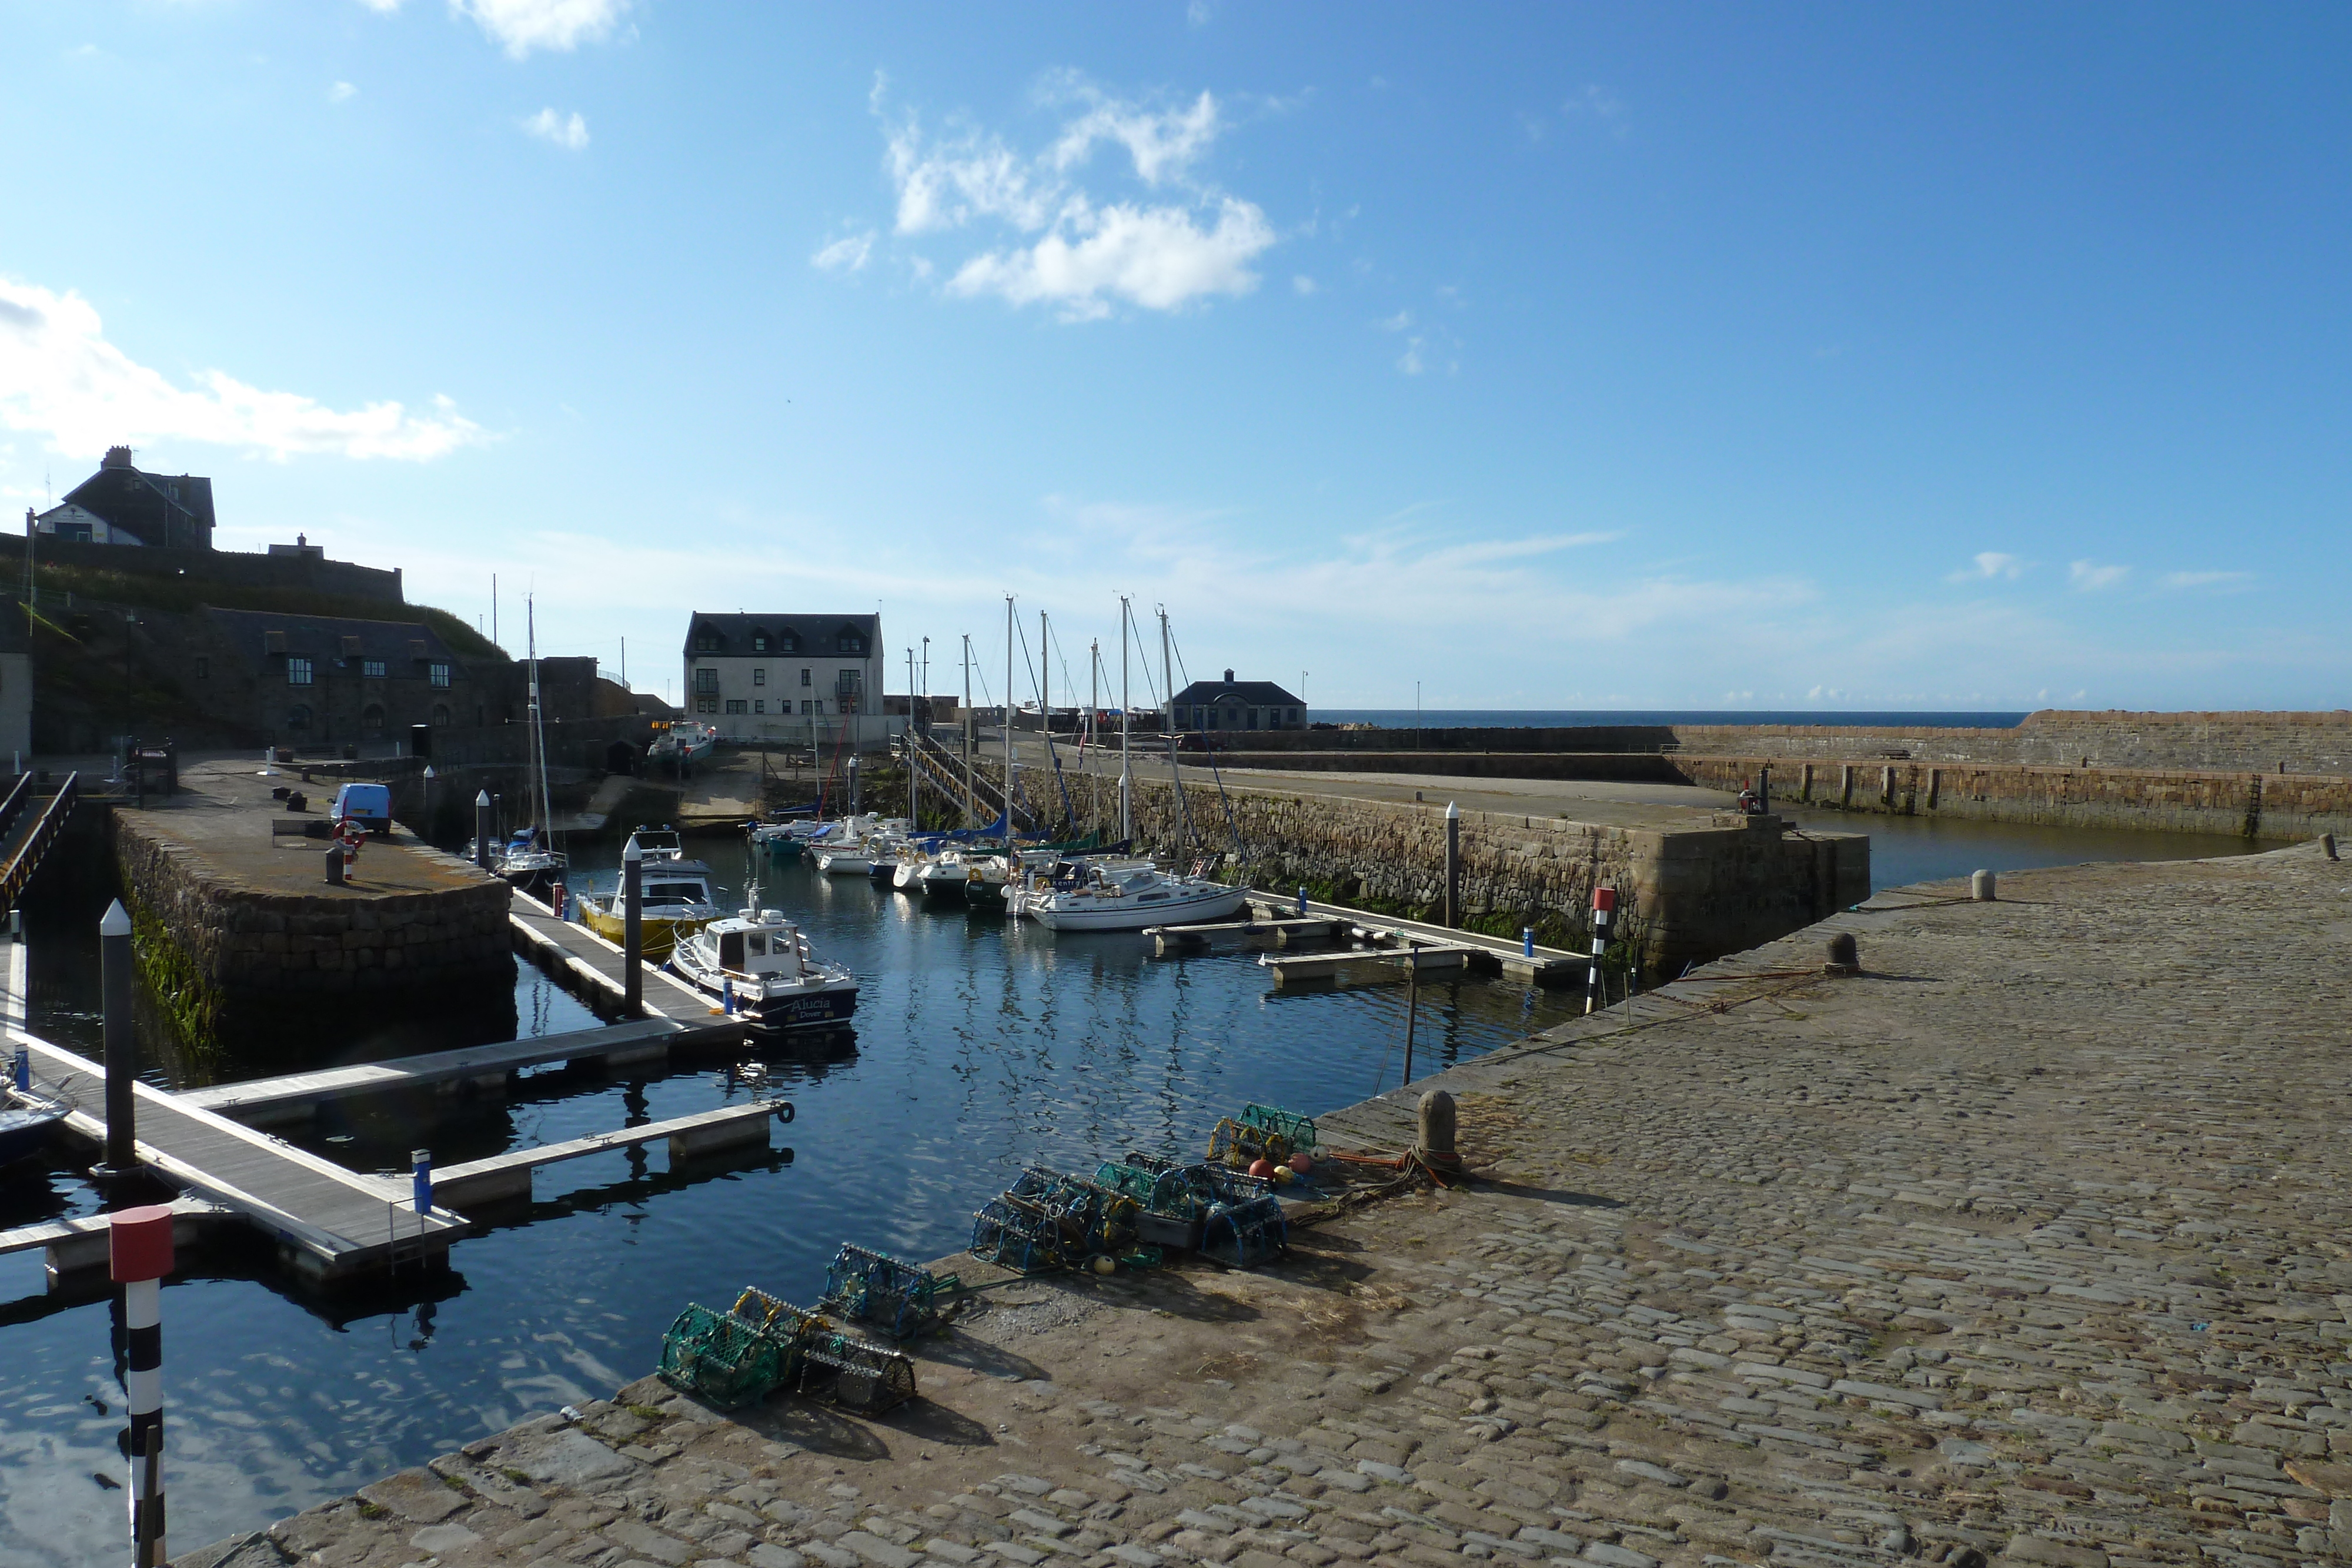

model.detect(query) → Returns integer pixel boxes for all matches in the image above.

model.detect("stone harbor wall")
[111,814,512,1011]
[1672,755,2352,841]
[994,762,1869,973]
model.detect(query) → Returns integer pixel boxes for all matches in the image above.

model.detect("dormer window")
[837,632,865,654]
[777,632,799,653]
[693,628,721,653]
[752,633,770,653]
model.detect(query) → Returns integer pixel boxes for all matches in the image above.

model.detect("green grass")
[24,560,506,661]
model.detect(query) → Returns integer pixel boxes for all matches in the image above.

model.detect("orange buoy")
[1287,1152,1314,1174]
[1248,1158,1275,1179]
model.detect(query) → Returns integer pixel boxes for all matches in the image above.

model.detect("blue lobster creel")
[970,1197,1063,1274]
[1200,1193,1288,1270]
[1240,1104,1318,1153]
[821,1243,958,1340]
[657,1302,787,1408]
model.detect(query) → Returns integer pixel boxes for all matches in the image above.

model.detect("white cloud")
[811,230,875,273]
[948,198,1272,320]
[329,81,358,103]
[0,276,486,462]
[2069,559,2129,591]
[452,0,627,58]
[522,108,589,151]
[2163,569,2253,590]
[1187,0,1212,25]
[866,75,1276,319]
[354,0,401,12]
[1048,83,1220,186]
[1947,551,2024,583]
[1291,275,1317,296]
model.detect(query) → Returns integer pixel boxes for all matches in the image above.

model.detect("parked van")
[331,782,393,834]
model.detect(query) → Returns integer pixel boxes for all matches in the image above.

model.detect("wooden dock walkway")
[178,1017,739,1128]
[3,940,463,1279]
[508,889,734,1025]
[1241,893,1586,985]
[430,1100,786,1208]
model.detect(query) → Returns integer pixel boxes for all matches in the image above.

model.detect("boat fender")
[773,1101,796,1124]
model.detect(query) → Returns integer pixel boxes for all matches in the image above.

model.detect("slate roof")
[208,609,462,666]
[683,613,880,658]
[1172,677,1304,708]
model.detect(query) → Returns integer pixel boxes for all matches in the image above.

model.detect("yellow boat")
[573,830,726,957]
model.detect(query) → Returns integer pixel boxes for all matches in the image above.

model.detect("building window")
[753,699,765,714]
[194,657,209,680]
[696,696,719,714]
[693,668,719,696]
[726,698,749,715]
[838,634,864,654]
[287,657,314,686]
[433,704,452,727]
[753,633,770,652]
[287,704,312,730]
[362,704,386,738]
[800,667,811,687]
[362,658,386,678]
[429,661,451,687]
[752,667,766,686]
[693,630,720,653]
[1289,708,1299,724]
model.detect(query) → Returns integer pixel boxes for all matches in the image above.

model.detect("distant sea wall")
[1231,710,2352,775]
[991,762,1869,975]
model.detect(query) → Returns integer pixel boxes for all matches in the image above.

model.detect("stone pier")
[178,839,2352,1568]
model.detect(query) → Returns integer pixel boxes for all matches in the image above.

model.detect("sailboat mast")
[528,594,553,838]
[1004,596,1015,835]
[963,633,975,825]
[1118,596,1132,844]
[907,646,918,827]
[1161,606,1185,849]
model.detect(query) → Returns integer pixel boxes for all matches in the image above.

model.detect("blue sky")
[1,2,2346,711]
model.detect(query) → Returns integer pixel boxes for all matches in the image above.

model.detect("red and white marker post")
[112,1203,174,1567]
[1585,886,1617,1016]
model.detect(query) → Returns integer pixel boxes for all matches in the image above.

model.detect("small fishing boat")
[0,1072,69,1165]
[650,720,719,773]
[574,828,726,957]
[669,907,860,1028]
[1026,862,1250,932]
[490,823,567,890]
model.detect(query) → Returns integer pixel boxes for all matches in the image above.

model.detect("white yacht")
[1025,862,1251,932]
[669,908,860,1028]
[891,844,976,897]
[811,815,908,876]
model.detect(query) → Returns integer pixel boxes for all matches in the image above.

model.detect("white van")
[331,782,393,834]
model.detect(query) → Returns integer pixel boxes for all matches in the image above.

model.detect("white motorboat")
[650,719,719,771]
[1025,862,1251,932]
[891,844,975,897]
[811,815,908,876]
[670,907,860,1028]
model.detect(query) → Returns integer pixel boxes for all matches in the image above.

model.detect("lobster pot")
[658,1303,787,1408]
[1207,1117,1291,1170]
[1201,1195,1289,1271]
[970,1198,1064,1274]
[823,1244,958,1340]
[1240,1104,1317,1153]
[796,1330,918,1415]
[1093,1159,1161,1206]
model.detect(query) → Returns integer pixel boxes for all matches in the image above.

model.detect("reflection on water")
[1778,807,2264,892]
[0,840,1575,1566]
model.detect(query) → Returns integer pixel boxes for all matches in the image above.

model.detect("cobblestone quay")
[181,841,2352,1568]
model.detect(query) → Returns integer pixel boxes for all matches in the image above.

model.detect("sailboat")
[475,597,568,890]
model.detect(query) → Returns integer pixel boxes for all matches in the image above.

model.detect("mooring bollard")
[97,900,138,1179]
[622,834,644,1017]
[474,789,493,870]
[1826,931,1861,975]
[1415,1088,1460,1176]
[411,1149,433,1216]
[112,1203,174,1567]
[324,842,345,886]
[1585,886,1616,1016]
[1444,801,1461,928]
[1971,868,1996,902]
[2320,832,2337,861]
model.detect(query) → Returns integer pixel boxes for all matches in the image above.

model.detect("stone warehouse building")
[680,611,894,748]
[193,609,541,749]
[1171,670,1308,733]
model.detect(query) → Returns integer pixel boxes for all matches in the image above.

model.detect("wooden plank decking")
[507,889,733,1025]
[430,1100,786,1208]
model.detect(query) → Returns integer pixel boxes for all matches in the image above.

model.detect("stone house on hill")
[31,446,216,550]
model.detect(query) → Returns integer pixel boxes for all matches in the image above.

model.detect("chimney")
[101,445,135,470]
[1224,668,1235,683]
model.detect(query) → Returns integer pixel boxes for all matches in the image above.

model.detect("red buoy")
[1248,1158,1275,1179]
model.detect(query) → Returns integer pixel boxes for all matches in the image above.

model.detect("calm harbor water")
[0,813,2266,1562]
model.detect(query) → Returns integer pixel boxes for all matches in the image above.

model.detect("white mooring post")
[112,1203,175,1567]
[1586,885,1616,1016]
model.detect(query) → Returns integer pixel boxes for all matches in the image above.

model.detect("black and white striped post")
[112,1203,174,1567]
[1585,886,1617,1016]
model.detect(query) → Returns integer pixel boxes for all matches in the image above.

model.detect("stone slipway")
[178,841,2352,1567]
